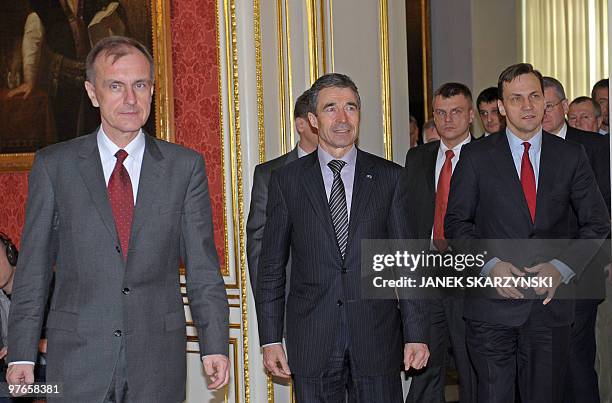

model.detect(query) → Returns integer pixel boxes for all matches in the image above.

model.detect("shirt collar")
[439,133,471,154]
[297,144,312,158]
[551,122,567,139]
[506,126,542,153]
[318,144,357,170]
[97,127,145,163]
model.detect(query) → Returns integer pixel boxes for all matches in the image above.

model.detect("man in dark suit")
[256,73,430,402]
[404,82,476,403]
[6,36,229,403]
[542,76,611,403]
[247,90,318,290]
[445,63,610,403]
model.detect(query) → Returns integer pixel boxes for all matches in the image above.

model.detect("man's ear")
[84,81,99,108]
[562,99,569,115]
[307,112,318,129]
[498,99,507,117]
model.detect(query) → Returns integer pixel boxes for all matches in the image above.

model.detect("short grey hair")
[86,36,154,84]
[542,76,566,100]
[308,73,361,113]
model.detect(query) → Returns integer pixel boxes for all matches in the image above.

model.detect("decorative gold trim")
[215,0,231,278]
[152,0,174,142]
[222,0,251,401]
[421,0,432,119]
[276,0,288,154]
[306,0,319,85]
[285,0,295,148]
[379,0,393,161]
[329,0,335,72]
[319,0,327,73]
[254,0,266,163]
[0,0,174,172]
[267,376,275,403]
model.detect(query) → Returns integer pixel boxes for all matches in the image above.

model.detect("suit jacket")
[565,126,611,299]
[7,132,229,403]
[255,148,429,377]
[445,131,609,327]
[403,141,439,239]
[246,147,299,288]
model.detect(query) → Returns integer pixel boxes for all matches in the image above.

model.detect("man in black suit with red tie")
[256,73,430,402]
[403,82,476,403]
[445,63,610,403]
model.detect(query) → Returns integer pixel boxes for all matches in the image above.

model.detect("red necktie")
[520,142,536,223]
[433,149,455,250]
[108,149,134,260]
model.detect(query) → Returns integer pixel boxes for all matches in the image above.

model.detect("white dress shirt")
[97,128,146,205]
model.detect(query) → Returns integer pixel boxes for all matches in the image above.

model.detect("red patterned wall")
[171,0,225,267]
[0,0,225,266]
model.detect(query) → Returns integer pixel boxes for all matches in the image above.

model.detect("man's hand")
[38,339,47,354]
[6,83,34,100]
[262,344,291,379]
[404,343,429,371]
[202,354,230,390]
[524,262,562,305]
[490,261,525,299]
[6,364,35,396]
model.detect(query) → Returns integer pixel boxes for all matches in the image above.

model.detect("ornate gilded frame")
[0,0,174,172]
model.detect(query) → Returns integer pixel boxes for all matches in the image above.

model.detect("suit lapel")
[489,133,533,225]
[284,147,299,165]
[301,153,336,240]
[424,143,438,201]
[535,133,557,225]
[422,143,439,233]
[78,133,118,242]
[346,150,375,250]
[129,135,165,244]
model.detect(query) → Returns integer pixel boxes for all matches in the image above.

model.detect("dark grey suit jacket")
[256,149,429,377]
[246,147,299,289]
[7,132,229,403]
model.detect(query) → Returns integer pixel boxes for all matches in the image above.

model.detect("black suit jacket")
[403,141,439,239]
[246,147,299,288]
[445,131,609,327]
[256,149,428,377]
[565,126,611,299]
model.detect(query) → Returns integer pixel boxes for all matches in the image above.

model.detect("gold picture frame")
[0,0,174,172]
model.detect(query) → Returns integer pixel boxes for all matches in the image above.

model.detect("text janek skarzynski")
[369,251,553,289]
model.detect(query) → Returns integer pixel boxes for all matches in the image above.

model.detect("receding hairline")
[86,37,154,83]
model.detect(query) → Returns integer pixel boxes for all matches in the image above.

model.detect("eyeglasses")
[544,99,565,112]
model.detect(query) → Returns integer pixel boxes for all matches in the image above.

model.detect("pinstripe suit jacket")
[256,148,429,377]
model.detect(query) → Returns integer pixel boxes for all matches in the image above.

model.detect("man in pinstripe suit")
[256,73,430,403]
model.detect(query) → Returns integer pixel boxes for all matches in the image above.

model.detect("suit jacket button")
[337,300,343,306]
[341,267,347,273]
[115,246,121,253]
[114,330,122,337]
[122,288,130,295]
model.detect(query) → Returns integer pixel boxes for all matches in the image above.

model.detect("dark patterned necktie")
[108,149,134,260]
[328,160,348,259]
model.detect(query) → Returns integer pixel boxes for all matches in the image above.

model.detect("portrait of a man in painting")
[0,0,154,154]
